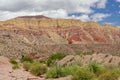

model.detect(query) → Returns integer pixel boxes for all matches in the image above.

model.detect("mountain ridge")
[0,15,119,29]
[0,15,120,58]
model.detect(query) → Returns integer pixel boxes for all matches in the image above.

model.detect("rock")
[110,56,120,66]
[57,55,74,66]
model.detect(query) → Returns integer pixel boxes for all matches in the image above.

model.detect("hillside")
[0,15,120,58]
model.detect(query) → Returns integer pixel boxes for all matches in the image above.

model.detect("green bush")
[72,68,95,80]
[30,62,47,76]
[46,66,64,78]
[10,59,18,65]
[39,59,47,64]
[105,65,116,70]
[62,65,81,76]
[12,64,19,69]
[46,65,82,79]
[23,62,31,71]
[10,59,19,70]
[20,55,33,63]
[47,53,66,66]
[98,70,119,80]
[87,61,105,76]
[115,67,120,75]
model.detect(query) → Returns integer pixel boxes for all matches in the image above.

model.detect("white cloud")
[90,13,110,22]
[0,0,108,21]
[77,15,90,21]
[75,7,93,14]
[104,22,114,25]
[0,0,107,13]
[0,11,25,20]
[96,0,107,8]
[70,15,90,22]
[116,0,120,2]
[0,9,68,21]
[118,11,120,14]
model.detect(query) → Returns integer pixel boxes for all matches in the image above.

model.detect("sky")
[0,0,120,27]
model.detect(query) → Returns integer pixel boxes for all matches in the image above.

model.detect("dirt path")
[0,56,44,80]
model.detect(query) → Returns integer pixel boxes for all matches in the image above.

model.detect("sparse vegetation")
[87,61,105,76]
[46,60,120,80]
[12,64,20,69]
[62,65,81,76]
[72,68,95,80]
[10,59,18,65]
[30,62,47,76]
[116,67,120,75]
[46,66,63,78]
[9,53,120,79]
[98,70,119,80]
[39,59,47,64]
[20,55,33,63]
[10,59,19,69]
[47,53,66,66]
[23,61,31,71]
[46,65,81,79]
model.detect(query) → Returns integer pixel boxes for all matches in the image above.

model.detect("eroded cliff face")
[0,15,120,58]
[0,15,120,44]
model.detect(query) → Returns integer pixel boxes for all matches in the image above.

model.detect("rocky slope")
[57,53,120,67]
[0,15,120,58]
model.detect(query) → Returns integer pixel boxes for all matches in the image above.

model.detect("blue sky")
[68,0,120,27]
[95,0,120,26]
[0,0,120,27]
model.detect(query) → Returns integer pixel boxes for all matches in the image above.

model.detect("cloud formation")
[91,13,111,22]
[116,0,120,2]
[0,0,109,22]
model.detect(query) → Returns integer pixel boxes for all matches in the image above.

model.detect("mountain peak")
[17,15,50,19]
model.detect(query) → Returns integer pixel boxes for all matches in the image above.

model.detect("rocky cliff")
[0,15,120,58]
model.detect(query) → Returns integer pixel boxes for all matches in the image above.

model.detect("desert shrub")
[20,55,33,63]
[23,62,31,71]
[10,59,19,70]
[10,59,18,65]
[39,59,47,64]
[62,65,81,76]
[46,65,95,80]
[30,62,47,76]
[72,68,95,80]
[105,64,116,70]
[87,61,105,76]
[114,66,120,76]
[98,70,119,80]
[12,64,19,69]
[46,65,82,79]
[46,66,64,78]
[47,53,66,66]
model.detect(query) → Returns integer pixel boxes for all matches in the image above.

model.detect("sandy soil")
[0,56,44,80]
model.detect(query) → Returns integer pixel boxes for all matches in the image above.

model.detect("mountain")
[0,15,120,58]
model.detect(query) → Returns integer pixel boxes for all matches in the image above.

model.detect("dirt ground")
[0,56,45,80]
